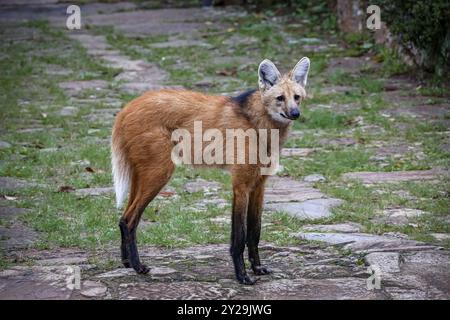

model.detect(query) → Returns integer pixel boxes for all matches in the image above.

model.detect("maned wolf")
[111,57,310,284]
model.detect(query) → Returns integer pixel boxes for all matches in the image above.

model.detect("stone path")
[0,178,39,250]
[1,242,448,299]
[341,169,448,184]
[66,33,174,95]
[1,1,449,300]
[265,176,343,220]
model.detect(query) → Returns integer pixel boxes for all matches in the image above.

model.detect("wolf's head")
[258,57,310,125]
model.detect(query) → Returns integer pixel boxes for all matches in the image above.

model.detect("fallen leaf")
[159,191,176,197]
[58,186,75,193]
[85,166,95,173]
[216,68,237,76]
[383,84,399,91]
[3,195,17,201]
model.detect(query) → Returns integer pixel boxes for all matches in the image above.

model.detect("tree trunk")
[336,0,365,33]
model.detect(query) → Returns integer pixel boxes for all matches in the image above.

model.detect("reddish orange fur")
[112,58,309,282]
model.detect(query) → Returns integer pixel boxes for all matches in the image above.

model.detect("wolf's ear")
[258,59,281,91]
[291,57,310,87]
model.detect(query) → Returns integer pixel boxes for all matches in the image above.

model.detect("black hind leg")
[119,218,131,268]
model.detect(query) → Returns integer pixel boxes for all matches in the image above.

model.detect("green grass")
[298,108,353,130]
[317,180,450,247]
[375,46,411,76]
[139,194,229,248]
[282,147,376,180]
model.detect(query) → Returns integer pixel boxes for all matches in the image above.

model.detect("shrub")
[374,0,449,76]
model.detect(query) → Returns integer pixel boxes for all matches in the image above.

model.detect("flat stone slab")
[59,106,78,117]
[296,232,436,253]
[0,206,29,220]
[103,54,154,72]
[281,148,315,157]
[36,256,89,266]
[5,247,90,264]
[80,280,108,298]
[373,208,427,226]
[222,34,257,46]
[212,56,253,66]
[430,233,450,241]
[265,177,324,203]
[184,179,220,194]
[0,25,41,41]
[266,198,343,220]
[118,83,179,95]
[0,266,77,300]
[150,39,212,49]
[252,278,386,300]
[44,64,72,76]
[0,141,11,149]
[318,137,357,147]
[302,223,363,233]
[149,266,177,276]
[75,187,114,197]
[341,169,448,184]
[96,266,177,278]
[96,268,136,279]
[118,281,237,300]
[59,80,109,96]
[384,104,450,122]
[0,221,39,249]
[0,177,36,192]
[70,97,123,108]
[67,34,112,56]
[327,56,377,74]
[368,141,423,161]
[209,216,230,225]
[365,250,450,299]
[264,176,343,219]
[303,174,326,183]
[81,9,214,36]
[192,198,228,211]
[365,252,401,273]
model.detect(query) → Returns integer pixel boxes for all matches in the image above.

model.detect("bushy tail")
[111,141,130,209]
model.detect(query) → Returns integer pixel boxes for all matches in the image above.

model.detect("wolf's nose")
[290,109,300,119]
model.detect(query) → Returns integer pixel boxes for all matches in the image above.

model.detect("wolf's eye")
[294,94,300,101]
[276,95,285,102]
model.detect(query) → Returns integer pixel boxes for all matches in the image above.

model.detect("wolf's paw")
[122,259,131,268]
[134,264,150,274]
[238,274,257,285]
[253,266,273,275]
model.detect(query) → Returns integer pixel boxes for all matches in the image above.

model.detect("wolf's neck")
[232,89,292,145]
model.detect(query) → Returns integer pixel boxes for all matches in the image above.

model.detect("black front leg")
[247,179,272,276]
[230,189,255,285]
